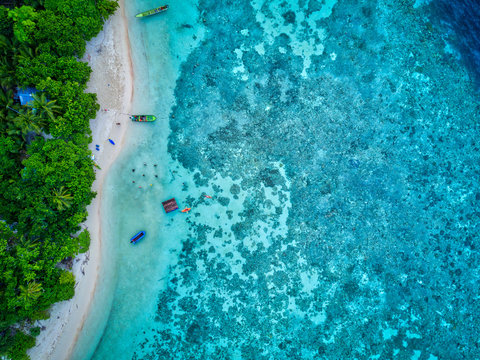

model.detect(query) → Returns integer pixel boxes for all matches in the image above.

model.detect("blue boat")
[130,231,146,244]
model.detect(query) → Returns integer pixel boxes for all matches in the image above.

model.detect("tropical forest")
[0,0,118,358]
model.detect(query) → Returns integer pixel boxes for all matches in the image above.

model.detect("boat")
[130,115,157,122]
[135,5,168,18]
[162,198,179,213]
[130,231,146,244]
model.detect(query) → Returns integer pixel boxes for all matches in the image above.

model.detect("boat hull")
[136,5,168,18]
[130,115,156,122]
[130,231,146,244]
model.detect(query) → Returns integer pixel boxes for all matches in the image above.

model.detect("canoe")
[108,138,115,145]
[130,231,146,244]
[135,5,168,18]
[130,115,157,122]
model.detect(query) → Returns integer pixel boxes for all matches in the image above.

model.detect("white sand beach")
[27,1,133,359]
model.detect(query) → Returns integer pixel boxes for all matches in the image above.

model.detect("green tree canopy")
[28,92,61,121]
[34,10,85,57]
[0,6,13,38]
[16,53,92,87]
[96,0,119,19]
[7,6,37,44]
[0,1,118,358]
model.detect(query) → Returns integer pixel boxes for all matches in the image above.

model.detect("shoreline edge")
[27,1,133,359]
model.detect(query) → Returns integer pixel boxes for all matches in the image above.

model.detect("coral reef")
[135,0,479,358]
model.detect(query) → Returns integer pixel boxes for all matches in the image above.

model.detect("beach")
[27,1,133,359]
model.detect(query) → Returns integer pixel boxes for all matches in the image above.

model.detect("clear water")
[73,0,480,359]
[428,0,480,87]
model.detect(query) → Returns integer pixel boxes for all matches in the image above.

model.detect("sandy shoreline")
[28,1,133,359]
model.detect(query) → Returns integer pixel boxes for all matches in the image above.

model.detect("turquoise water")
[74,0,480,359]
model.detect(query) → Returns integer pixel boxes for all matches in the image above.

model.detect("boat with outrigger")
[130,231,146,244]
[136,4,168,18]
[130,115,157,122]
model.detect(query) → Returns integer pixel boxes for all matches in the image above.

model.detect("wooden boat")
[162,198,179,213]
[135,5,168,18]
[130,231,146,244]
[130,115,157,122]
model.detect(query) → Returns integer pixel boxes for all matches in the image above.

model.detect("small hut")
[162,198,179,213]
[16,87,39,106]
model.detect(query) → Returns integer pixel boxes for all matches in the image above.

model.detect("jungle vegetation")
[0,0,118,358]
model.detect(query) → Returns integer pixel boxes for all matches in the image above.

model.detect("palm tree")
[13,108,44,137]
[0,35,13,59]
[0,88,14,109]
[19,282,43,309]
[29,92,61,121]
[51,186,74,211]
[21,0,45,8]
[0,62,15,90]
[0,35,18,90]
[0,88,17,125]
[17,234,39,249]
[16,43,38,61]
[0,56,16,90]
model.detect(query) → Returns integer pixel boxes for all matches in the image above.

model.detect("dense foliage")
[0,0,118,358]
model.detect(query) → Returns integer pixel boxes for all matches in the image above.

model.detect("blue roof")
[17,87,39,106]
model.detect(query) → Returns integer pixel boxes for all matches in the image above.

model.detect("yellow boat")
[135,5,168,18]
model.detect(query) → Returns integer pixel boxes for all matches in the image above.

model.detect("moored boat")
[130,115,157,122]
[135,5,168,18]
[162,198,179,213]
[130,231,146,244]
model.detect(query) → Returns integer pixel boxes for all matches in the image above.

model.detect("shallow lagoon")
[74,0,479,359]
